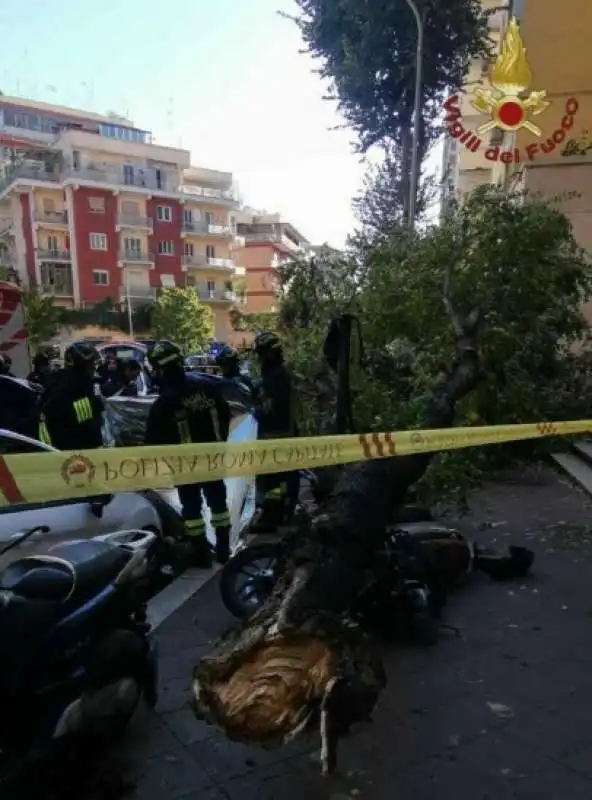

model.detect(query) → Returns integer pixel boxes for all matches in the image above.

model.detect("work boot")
[175,539,212,569]
[214,526,231,564]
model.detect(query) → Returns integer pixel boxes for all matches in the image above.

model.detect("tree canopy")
[151,288,214,353]
[275,186,592,503]
[289,0,491,152]
[21,287,63,349]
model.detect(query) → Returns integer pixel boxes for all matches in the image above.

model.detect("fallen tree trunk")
[192,255,482,774]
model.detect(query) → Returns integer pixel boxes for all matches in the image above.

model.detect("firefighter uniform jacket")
[38,370,104,450]
[256,363,296,438]
[145,372,231,446]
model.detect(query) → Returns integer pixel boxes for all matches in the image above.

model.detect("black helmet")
[215,345,240,368]
[148,340,183,371]
[64,341,100,370]
[253,331,281,355]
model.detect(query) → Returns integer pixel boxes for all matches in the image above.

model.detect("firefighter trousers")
[178,480,231,547]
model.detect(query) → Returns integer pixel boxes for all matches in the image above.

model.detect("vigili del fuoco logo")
[444,17,578,163]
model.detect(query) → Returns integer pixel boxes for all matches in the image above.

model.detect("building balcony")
[117,249,155,267]
[207,257,234,270]
[40,282,73,297]
[35,210,69,228]
[178,185,237,206]
[120,285,156,304]
[181,221,235,237]
[242,232,301,252]
[190,285,236,303]
[37,248,71,262]
[181,254,208,269]
[0,162,239,207]
[116,214,153,232]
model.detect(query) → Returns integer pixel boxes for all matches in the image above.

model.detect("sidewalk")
[112,464,592,798]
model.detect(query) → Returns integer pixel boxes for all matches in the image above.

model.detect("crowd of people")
[0,333,296,568]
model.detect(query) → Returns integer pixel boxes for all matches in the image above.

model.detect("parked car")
[0,428,166,570]
[0,410,258,567]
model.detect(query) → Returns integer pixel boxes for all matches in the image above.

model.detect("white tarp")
[104,395,257,548]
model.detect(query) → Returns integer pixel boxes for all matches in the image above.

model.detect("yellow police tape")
[0,419,588,506]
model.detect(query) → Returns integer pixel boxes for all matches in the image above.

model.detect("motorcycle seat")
[0,540,132,605]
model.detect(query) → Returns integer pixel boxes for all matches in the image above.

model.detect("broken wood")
[192,246,483,774]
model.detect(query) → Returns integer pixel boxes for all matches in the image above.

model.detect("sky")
[0,0,374,248]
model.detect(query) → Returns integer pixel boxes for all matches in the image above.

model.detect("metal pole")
[125,268,134,338]
[405,0,424,227]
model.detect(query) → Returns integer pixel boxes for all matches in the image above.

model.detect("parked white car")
[0,413,258,569]
[0,429,166,570]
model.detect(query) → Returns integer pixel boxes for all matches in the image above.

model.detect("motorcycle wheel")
[219,542,280,619]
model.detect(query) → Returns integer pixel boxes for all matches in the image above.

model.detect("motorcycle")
[0,525,159,795]
[219,470,535,643]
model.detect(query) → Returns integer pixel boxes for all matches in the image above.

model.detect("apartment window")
[123,164,134,185]
[186,275,196,287]
[183,209,192,224]
[206,245,215,260]
[161,274,175,288]
[183,242,194,256]
[90,233,107,250]
[47,235,58,253]
[92,270,109,285]
[204,212,213,226]
[158,240,174,255]
[88,196,105,213]
[121,200,139,215]
[207,280,216,296]
[157,205,172,222]
[123,237,142,254]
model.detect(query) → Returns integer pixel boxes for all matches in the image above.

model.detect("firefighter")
[38,341,104,450]
[215,344,256,396]
[27,351,53,388]
[145,341,232,566]
[251,331,298,531]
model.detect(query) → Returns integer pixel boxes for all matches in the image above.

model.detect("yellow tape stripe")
[0,419,589,507]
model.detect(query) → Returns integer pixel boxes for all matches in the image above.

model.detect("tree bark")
[192,253,482,773]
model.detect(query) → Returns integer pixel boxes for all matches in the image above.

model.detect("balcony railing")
[189,286,235,302]
[117,214,153,229]
[37,248,71,261]
[207,257,234,269]
[36,210,68,225]
[181,254,207,267]
[0,162,238,206]
[242,232,302,251]
[120,286,156,302]
[181,221,235,236]
[179,185,236,204]
[118,249,154,263]
[40,281,73,296]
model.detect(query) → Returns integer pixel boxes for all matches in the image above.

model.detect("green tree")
[352,142,438,245]
[278,185,592,502]
[151,288,214,353]
[288,0,491,215]
[290,0,490,150]
[21,287,63,349]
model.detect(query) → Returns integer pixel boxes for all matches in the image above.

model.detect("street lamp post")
[404,0,424,227]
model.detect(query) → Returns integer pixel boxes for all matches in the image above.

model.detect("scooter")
[219,470,534,643]
[0,525,159,795]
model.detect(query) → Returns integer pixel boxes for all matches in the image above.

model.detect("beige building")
[232,209,311,318]
[441,0,511,202]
